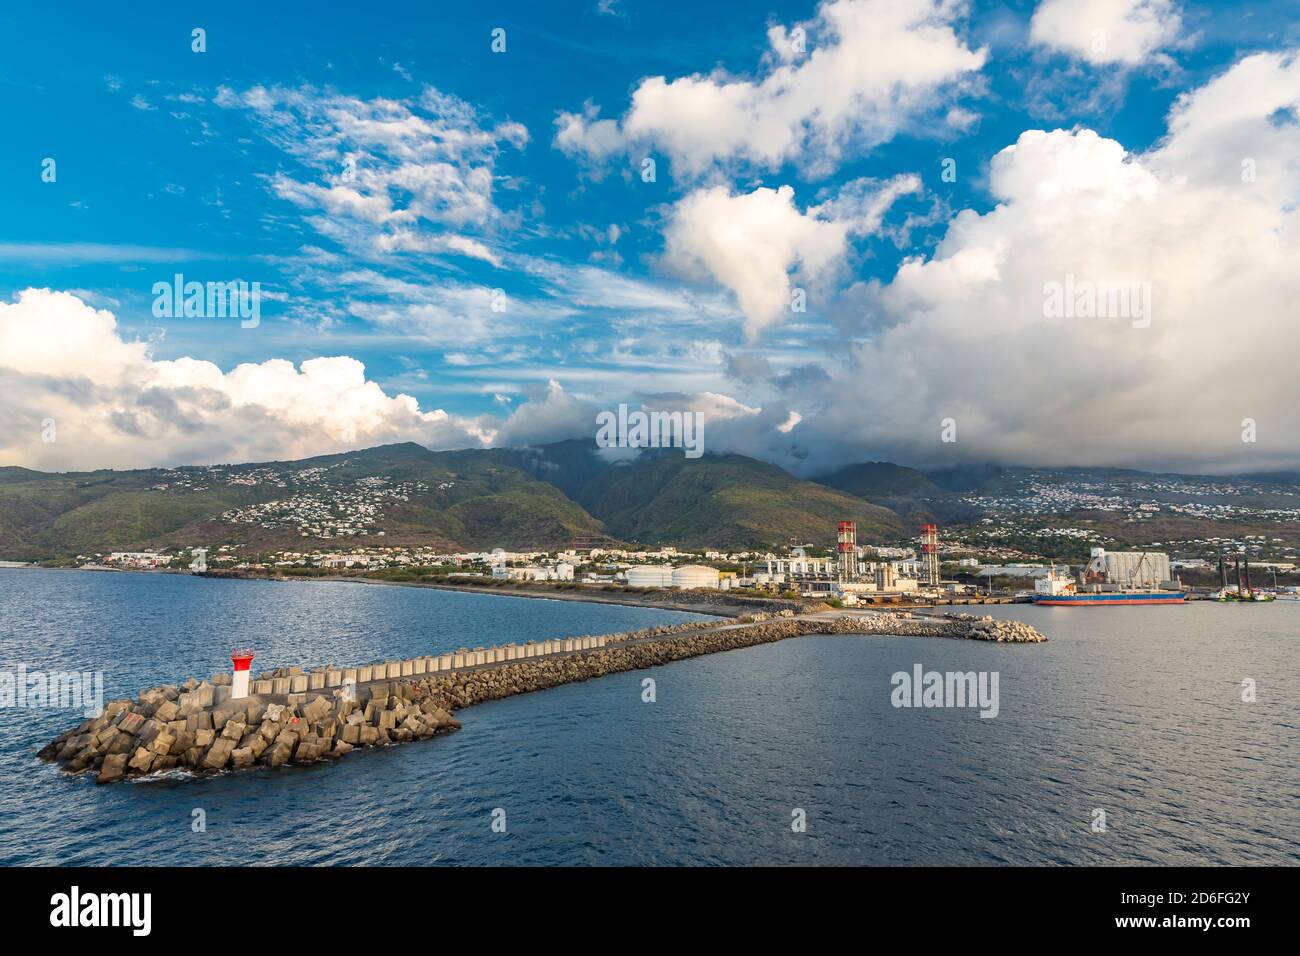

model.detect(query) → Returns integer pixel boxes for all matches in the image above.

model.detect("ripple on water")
[2,570,1298,865]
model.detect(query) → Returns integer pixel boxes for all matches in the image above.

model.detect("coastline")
[3,564,1002,616]
[321,575,765,618]
[0,564,795,619]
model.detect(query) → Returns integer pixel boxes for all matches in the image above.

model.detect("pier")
[38,609,1045,784]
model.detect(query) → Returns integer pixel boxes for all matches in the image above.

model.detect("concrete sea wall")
[37,612,1043,784]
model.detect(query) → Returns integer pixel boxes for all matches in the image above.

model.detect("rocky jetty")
[37,680,461,784]
[37,611,1043,784]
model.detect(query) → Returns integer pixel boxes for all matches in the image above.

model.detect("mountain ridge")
[5,442,1299,562]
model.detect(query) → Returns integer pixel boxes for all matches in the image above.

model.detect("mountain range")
[2,441,1298,562]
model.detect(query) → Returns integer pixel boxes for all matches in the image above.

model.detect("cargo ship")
[1030,589,1186,606]
[1030,549,1185,606]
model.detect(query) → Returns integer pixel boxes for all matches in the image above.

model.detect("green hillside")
[815,461,942,498]
[507,443,905,548]
[0,444,606,560]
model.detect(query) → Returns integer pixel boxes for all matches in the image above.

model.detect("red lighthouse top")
[231,648,255,671]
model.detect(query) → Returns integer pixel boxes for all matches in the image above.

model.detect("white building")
[108,551,168,569]
[764,548,835,576]
[491,561,575,582]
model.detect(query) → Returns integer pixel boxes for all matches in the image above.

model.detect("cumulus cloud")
[11,50,1300,479]
[554,0,986,177]
[492,379,600,447]
[773,50,1300,474]
[1030,0,1183,66]
[1,290,743,472]
[662,176,919,339]
[0,289,492,470]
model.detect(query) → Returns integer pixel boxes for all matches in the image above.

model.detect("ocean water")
[0,569,1296,866]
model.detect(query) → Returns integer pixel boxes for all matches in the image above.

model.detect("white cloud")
[216,83,526,263]
[1030,0,1182,66]
[777,50,1300,474]
[0,289,491,470]
[0,243,207,263]
[493,379,599,447]
[555,0,986,177]
[0,290,739,472]
[662,176,919,339]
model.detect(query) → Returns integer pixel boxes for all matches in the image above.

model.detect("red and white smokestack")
[231,649,255,700]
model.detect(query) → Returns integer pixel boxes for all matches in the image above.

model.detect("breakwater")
[37,611,1044,784]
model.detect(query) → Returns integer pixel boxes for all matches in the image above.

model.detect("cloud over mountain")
[0,289,493,470]
[767,51,1300,474]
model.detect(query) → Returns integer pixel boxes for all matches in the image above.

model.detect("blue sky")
[2,1,1299,474]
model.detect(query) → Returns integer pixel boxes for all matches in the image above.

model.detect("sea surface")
[0,568,1297,866]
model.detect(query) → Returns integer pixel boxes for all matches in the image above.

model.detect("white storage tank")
[671,565,720,589]
[626,565,675,587]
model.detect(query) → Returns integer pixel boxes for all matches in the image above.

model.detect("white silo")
[671,565,720,589]
[627,565,675,587]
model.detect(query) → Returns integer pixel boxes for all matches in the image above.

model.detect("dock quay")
[38,609,1045,785]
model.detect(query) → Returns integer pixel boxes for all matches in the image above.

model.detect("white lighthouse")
[231,649,255,700]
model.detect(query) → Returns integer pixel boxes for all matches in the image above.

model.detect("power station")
[920,524,940,588]
[837,521,857,582]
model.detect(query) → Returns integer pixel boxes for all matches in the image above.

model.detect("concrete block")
[128,746,155,772]
[202,738,235,770]
[289,675,308,693]
[183,684,214,709]
[357,666,373,683]
[253,679,274,695]
[384,662,400,679]
[438,655,452,670]
[213,685,232,705]
[271,678,290,695]
[326,669,342,687]
[452,654,465,668]
[413,658,427,675]
[343,668,358,683]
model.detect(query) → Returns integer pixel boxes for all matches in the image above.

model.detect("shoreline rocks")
[37,611,1044,784]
